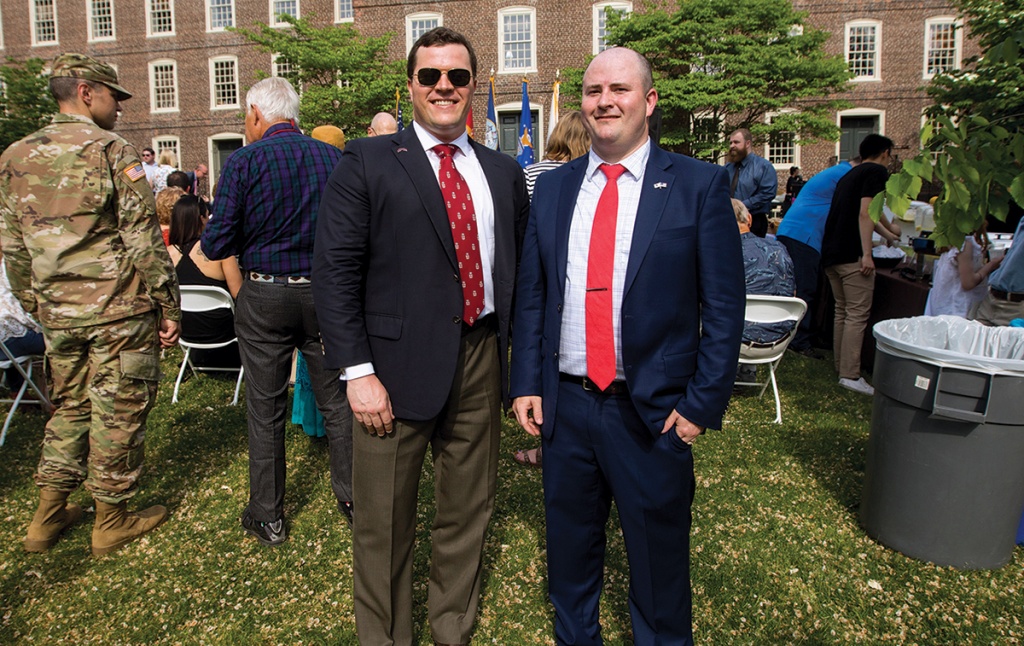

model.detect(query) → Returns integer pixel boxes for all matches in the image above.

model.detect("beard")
[728,148,748,163]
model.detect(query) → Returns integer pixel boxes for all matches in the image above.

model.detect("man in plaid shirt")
[202,77,353,546]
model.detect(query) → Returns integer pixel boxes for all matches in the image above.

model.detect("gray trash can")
[861,316,1024,570]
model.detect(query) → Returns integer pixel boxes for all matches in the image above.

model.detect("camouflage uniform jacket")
[0,113,180,329]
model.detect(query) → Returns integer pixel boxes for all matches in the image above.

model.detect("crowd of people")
[1,30,1022,646]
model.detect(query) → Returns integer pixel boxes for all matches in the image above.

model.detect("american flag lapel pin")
[653,182,668,189]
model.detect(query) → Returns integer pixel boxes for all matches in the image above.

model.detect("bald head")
[581,46,658,163]
[585,47,654,93]
[368,112,399,137]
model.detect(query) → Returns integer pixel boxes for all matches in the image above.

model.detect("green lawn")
[0,349,1021,644]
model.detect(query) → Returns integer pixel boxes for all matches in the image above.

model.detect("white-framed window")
[87,0,115,42]
[690,112,720,162]
[31,0,59,46]
[209,56,239,109]
[272,54,297,80]
[765,113,798,167]
[206,0,234,32]
[593,2,631,54]
[845,20,881,81]
[148,59,178,113]
[0,2,6,49]
[924,17,961,79]
[270,0,298,26]
[406,12,441,54]
[153,135,180,162]
[335,0,353,23]
[498,7,536,73]
[147,0,175,37]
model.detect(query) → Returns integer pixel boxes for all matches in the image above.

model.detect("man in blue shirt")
[726,128,778,237]
[972,214,1024,325]
[202,77,353,546]
[776,158,859,355]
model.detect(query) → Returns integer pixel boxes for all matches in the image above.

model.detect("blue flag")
[516,80,534,168]
[485,76,499,150]
[397,103,404,132]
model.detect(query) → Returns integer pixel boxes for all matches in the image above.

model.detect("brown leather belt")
[990,287,1024,303]
[559,373,629,396]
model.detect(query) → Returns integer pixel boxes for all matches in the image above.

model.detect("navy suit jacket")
[313,127,529,421]
[510,144,745,436]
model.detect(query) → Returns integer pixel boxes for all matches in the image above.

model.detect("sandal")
[513,447,543,469]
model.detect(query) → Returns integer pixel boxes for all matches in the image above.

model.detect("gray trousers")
[234,279,353,522]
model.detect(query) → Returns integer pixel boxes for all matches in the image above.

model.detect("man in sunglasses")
[141,147,158,183]
[314,26,529,646]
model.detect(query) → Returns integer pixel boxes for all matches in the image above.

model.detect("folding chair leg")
[0,379,31,446]
[172,347,192,404]
[769,365,782,424]
[231,366,244,406]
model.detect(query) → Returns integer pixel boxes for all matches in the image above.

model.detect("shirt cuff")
[341,362,375,381]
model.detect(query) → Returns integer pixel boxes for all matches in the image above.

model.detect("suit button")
[553,352,559,359]
[453,316,462,324]
[453,273,460,283]
[557,303,563,312]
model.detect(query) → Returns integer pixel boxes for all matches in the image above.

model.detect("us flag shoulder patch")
[124,163,146,182]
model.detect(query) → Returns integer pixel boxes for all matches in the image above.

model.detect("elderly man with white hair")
[201,77,353,546]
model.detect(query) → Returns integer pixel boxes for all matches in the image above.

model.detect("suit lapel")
[557,159,587,294]
[392,128,457,269]
[624,146,674,297]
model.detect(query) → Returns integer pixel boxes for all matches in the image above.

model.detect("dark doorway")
[499,111,538,158]
[839,115,879,161]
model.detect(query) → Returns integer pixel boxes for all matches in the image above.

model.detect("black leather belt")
[461,313,496,336]
[559,373,629,396]
[990,287,1024,303]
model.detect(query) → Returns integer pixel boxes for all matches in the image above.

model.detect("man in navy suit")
[313,27,528,646]
[511,47,745,645]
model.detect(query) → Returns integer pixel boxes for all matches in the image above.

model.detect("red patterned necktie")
[586,163,626,390]
[433,144,485,326]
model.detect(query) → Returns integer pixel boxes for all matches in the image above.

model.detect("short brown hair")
[407,27,478,79]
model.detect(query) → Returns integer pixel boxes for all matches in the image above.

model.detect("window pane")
[768,130,795,165]
[213,60,238,106]
[410,18,438,43]
[34,0,57,43]
[502,13,533,70]
[927,22,956,75]
[150,0,173,33]
[209,0,233,29]
[337,0,353,20]
[848,25,877,77]
[273,0,296,21]
[597,5,627,52]
[155,137,179,160]
[153,63,177,110]
[91,0,114,39]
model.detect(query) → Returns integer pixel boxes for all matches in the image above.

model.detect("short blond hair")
[731,198,750,225]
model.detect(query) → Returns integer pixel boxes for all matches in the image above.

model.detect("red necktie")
[586,163,626,390]
[433,144,485,326]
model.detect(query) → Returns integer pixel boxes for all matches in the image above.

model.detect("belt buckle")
[581,377,598,393]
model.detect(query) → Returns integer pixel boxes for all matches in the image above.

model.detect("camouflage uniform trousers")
[35,311,162,504]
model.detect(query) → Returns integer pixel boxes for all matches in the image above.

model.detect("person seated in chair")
[167,195,243,368]
[0,254,50,407]
[734,199,796,384]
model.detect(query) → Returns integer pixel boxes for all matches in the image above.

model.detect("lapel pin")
[396,147,408,153]
[653,182,667,189]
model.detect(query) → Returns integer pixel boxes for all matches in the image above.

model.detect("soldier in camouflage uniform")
[0,53,181,556]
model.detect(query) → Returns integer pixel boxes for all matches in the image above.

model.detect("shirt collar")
[586,138,651,182]
[262,121,300,139]
[53,112,98,127]
[413,122,474,160]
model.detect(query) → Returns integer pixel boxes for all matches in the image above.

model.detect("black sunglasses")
[415,68,473,88]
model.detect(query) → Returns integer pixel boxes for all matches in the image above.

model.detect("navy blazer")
[313,127,529,421]
[510,145,745,435]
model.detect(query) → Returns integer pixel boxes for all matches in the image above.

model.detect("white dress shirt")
[343,122,496,380]
[559,140,651,380]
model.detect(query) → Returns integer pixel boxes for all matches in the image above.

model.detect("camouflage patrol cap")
[51,53,132,101]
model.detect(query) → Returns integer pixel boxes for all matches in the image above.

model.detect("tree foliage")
[875,0,1024,247]
[233,16,406,137]
[0,58,57,152]
[562,0,852,160]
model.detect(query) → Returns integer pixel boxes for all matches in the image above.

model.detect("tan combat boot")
[24,489,83,552]
[91,500,168,556]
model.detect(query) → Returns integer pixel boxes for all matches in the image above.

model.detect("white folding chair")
[734,295,807,424]
[0,339,51,446]
[173,285,244,406]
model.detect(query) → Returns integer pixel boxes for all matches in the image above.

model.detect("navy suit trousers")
[543,381,696,646]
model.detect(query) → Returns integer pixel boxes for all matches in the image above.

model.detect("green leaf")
[1009,173,1024,207]
[868,192,886,222]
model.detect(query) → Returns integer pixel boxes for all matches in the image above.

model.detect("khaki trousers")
[352,324,501,646]
[825,262,875,380]
[972,293,1024,327]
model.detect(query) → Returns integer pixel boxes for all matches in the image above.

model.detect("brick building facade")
[0,0,976,189]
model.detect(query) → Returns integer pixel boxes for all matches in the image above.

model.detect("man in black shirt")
[821,134,899,396]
